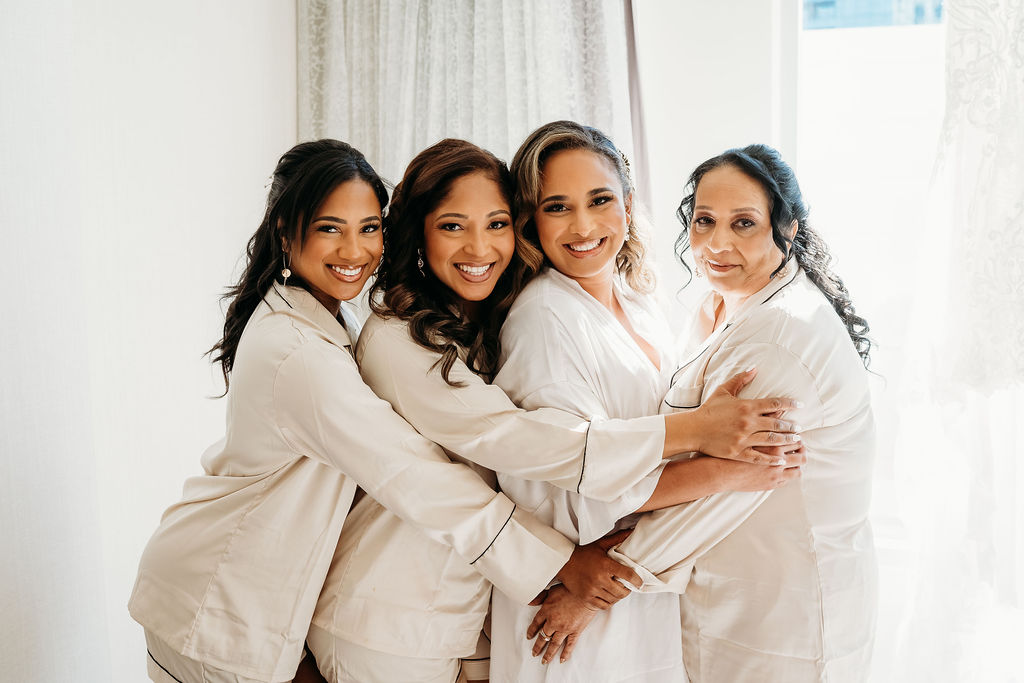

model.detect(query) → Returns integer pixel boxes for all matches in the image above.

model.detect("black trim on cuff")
[469,504,516,565]
[577,421,591,494]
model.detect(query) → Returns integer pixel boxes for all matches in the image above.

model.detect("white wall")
[632,0,799,328]
[0,2,297,681]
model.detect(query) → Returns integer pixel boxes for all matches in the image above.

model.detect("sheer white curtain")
[881,0,1024,679]
[297,0,637,184]
[296,1,1024,680]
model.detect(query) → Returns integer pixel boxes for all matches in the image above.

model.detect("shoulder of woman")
[506,272,594,333]
[728,276,848,354]
[238,303,339,370]
[510,269,569,309]
[354,311,416,355]
[715,311,868,424]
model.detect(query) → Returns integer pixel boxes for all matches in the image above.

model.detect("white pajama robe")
[610,266,878,683]
[489,268,687,683]
[309,309,668,681]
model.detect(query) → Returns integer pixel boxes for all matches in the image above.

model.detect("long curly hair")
[675,144,873,367]
[208,139,389,392]
[510,120,654,294]
[370,139,543,386]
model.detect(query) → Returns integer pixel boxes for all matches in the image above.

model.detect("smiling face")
[533,148,631,289]
[689,164,788,305]
[422,171,515,306]
[286,179,384,313]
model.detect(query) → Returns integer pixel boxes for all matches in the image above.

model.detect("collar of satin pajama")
[266,281,355,353]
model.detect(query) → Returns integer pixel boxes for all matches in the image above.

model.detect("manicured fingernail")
[793,401,804,409]
[745,366,756,373]
[790,433,802,441]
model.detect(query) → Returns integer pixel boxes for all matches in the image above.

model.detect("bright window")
[804,0,943,29]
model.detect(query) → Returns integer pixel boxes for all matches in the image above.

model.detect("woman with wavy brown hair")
[127,139,590,683]
[305,138,804,683]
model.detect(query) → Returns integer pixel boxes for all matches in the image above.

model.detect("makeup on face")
[689,165,785,308]
[422,171,516,307]
[287,179,384,314]
[533,148,630,290]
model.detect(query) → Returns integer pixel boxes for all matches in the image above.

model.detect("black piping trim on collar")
[760,272,798,306]
[469,504,516,565]
[665,272,798,394]
[669,323,731,387]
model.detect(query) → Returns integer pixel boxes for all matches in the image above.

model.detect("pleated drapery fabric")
[297,0,636,184]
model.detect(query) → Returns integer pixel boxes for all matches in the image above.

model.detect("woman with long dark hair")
[306,138,804,683]
[597,144,878,682]
[127,140,633,683]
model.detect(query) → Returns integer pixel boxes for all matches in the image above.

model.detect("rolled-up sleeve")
[357,318,665,502]
[273,338,572,603]
[612,341,824,592]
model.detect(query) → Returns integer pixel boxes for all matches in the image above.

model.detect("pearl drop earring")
[281,251,291,285]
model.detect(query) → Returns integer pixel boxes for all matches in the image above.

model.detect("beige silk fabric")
[612,267,878,683]
[311,311,667,664]
[129,283,577,682]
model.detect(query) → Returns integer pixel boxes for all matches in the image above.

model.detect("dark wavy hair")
[208,139,389,392]
[370,138,544,386]
[511,120,654,293]
[675,144,872,367]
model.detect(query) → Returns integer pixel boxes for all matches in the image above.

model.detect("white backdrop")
[3,1,1020,682]
[0,1,297,681]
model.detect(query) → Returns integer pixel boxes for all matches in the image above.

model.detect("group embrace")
[129,121,876,683]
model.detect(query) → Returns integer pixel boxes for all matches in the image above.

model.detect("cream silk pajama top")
[127,283,659,682]
[611,266,878,683]
[310,310,667,666]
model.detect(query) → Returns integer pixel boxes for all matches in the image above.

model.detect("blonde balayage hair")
[510,120,654,293]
